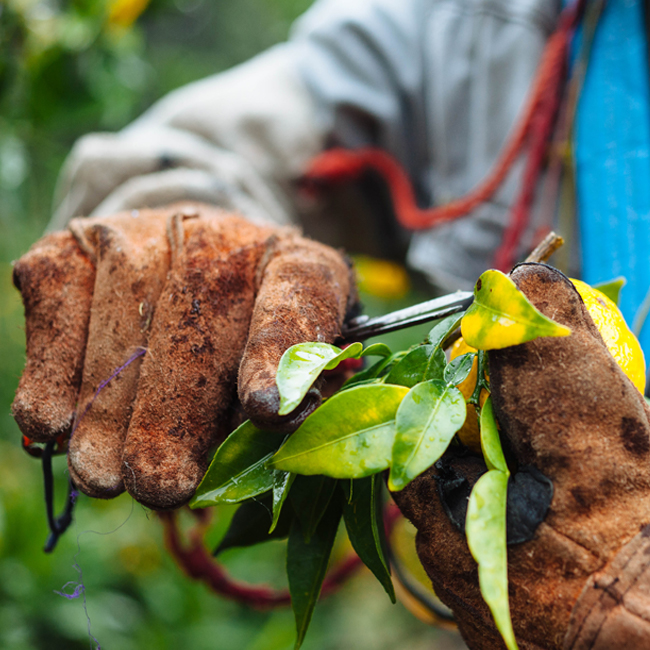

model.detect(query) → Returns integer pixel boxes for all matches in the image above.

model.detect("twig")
[524,231,564,264]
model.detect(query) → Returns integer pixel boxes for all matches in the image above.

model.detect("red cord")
[159,504,404,609]
[493,4,579,270]
[159,510,363,609]
[302,2,582,263]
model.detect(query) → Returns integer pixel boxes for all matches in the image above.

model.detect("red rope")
[493,5,578,270]
[302,2,582,263]
[159,510,363,609]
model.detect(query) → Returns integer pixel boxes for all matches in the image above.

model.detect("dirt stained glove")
[393,263,650,650]
[12,203,355,511]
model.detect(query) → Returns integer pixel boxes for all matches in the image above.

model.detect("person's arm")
[48,43,324,231]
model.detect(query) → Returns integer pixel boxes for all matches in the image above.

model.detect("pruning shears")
[340,291,474,343]
[340,231,563,343]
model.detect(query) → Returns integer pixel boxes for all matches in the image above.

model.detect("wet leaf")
[269,384,409,479]
[214,494,293,555]
[389,380,466,491]
[461,269,570,350]
[341,351,405,389]
[385,345,445,387]
[287,495,343,649]
[593,277,626,305]
[190,421,286,508]
[466,470,518,650]
[277,342,364,415]
[290,475,337,543]
[341,475,395,602]
[427,312,465,349]
[341,359,386,389]
[479,397,508,473]
[270,470,295,533]
[362,343,392,358]
[443,353,475,387]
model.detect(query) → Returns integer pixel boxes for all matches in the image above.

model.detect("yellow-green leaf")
[388,380,466,492]
[269,384,409,479]
[190,421,285,508]
[466,470,518,650]
[461,269,570,350]
[277,342,363,416]
[479,397,508,474]
[593,277,626,305]
[362,343,392,358]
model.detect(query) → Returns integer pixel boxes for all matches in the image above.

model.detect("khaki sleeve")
[48,44,325,231]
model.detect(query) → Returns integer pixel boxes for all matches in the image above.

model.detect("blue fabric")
[574,0,650,355]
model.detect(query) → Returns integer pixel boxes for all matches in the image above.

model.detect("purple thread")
[55,581,84,600]
[55,535,101,650]
[56,498,134,650]
[57,349,145,650]
[70,347,146,440]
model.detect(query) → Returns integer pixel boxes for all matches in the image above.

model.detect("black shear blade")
[341,291,474,342]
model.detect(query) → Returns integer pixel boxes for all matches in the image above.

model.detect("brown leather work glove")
[12,203,355,511]
[393,263,650,650]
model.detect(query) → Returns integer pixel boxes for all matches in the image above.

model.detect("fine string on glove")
[40,347,147,552]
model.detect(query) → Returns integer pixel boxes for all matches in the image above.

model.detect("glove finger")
[238,233,355,431]
[12,232,95,442]
[67,208,171,498]
[489,263,650,560]
[122,207,272,510]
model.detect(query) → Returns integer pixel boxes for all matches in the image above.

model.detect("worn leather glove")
[393,263,650,649]
[12,203,355,511]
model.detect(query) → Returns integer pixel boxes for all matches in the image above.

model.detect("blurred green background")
[0,2,465,648]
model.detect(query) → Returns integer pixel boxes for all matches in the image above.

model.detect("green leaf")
[443,352,475,387]
[593,277,626,305]
[466,470,518,650]
[214,494,293,555]
[290,475,338,543]
[362,343,392,358]
[269,384,409,479]
[461,269,571,350]
[389,380,466,491]
[341,475,395,602]
[345,479,354,504]
[287,494,343,649]
[385,345,445,387]
[277,342,364,415]
[424,348,447,380]
[338,377,384,392]
[427,312,465,349]
[341,360,385,390]
[342,350,407,389]
[190,421,286,508]
[479,397,508,474]
[270,471,295,533]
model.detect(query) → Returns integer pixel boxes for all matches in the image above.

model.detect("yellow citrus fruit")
[450,278,646,451]
[571,279,646,394]
[449,338,488,453]
[353,256,410,299]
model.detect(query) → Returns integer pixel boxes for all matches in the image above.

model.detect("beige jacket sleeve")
[48,44,323,231]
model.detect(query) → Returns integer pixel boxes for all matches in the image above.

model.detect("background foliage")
[0,1,464,648]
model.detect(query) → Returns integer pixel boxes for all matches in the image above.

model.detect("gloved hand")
[12,203,355,511]
[393,263,650,649]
